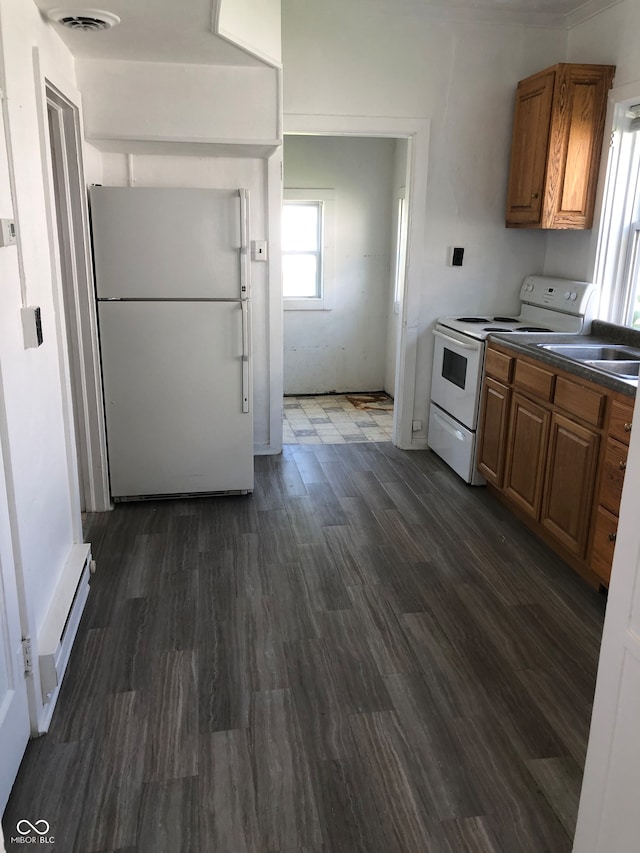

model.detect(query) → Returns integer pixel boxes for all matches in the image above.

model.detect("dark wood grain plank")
[77,690,148,851]
[199,730,261,853]
[3,738,95,852]
[347,710,433,850]
[526,755,583,838]
[144,651,198,782]
[137,777,198,853]
[250,689,323,851]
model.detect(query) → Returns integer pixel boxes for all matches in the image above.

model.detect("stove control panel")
[520,275,596,316]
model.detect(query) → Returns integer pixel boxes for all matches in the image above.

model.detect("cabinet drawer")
[608,399,634,445]
[590,505,618,584]
[485,348,513,384]
[599,437,628,515]
[554,376,605,427]
[513,359,554,401]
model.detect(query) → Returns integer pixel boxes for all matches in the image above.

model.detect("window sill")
[284,298,333,311]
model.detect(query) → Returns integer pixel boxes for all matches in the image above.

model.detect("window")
[282,189,335,310]
[393,190,407,314]
[622,221,640,328]
[282,201,322,298]
[596,103,640,328]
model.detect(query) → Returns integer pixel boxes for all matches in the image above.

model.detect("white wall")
[217,0,282,67]
[283,135,395,395]
[0,0,83,731]
[282,0,566,435]
[385,138,409,398]
[99,152,273,449]
[76,59,280,147]
[544,0,640,284]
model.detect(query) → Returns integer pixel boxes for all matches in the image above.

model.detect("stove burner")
[518,326,552,332]
[456,317,490,323]
[484,326,512,331]
[493,316,519,323]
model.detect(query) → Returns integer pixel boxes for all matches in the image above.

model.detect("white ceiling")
[33,0,263,65]
[33,0,606,66]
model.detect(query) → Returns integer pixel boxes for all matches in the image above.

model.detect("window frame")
[595,104,640,326]
[282,188,335,311]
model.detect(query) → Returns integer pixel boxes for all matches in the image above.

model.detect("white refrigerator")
[90,186,254,499]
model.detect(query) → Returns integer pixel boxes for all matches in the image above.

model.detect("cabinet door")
[478,377,511,486]
[599,437,628,515]
[505,69,556,226]
[544,65,615,229]
[504,393,550,519]
[541,413,599,557]
[590,505,618,584]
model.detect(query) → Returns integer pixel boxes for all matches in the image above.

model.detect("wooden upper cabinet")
[506,63,615,230]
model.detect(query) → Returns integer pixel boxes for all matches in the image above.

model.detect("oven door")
[430,324,484,430]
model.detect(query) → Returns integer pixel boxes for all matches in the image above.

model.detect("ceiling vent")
[47,8,121,31]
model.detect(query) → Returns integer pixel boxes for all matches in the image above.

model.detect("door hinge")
[21,636,33,677]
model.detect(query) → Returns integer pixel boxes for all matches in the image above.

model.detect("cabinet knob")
[531,192,539,199]
[624,422,632,432]
[608,532,617,542]
[619,460,627,471]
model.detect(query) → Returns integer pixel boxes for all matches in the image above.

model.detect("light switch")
[251,240,268,262]
[21,306,43,348]
[0,219,17,247]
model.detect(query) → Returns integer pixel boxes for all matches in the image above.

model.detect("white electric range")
[428,275,597,485]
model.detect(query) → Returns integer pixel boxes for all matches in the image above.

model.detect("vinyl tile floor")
[3,444,605,852]
[283,393,394,444]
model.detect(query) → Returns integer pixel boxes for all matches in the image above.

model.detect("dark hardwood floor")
[3,444,606,852]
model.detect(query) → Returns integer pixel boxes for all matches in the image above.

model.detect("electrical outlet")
[412,419,422,432]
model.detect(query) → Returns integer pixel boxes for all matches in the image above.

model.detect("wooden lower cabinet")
[540,414,599,557]
[504,393,550,519]
[589,397,633,584]
[480,341,634,589]
[478,378,511,486]
[591,506,619,584]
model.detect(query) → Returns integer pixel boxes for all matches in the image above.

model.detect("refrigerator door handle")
[241,300,250,414]
[239,189,250,300]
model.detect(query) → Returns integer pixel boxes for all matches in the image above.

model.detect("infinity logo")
[16,819,50,836]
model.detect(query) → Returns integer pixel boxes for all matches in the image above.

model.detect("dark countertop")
[489,320,639,399]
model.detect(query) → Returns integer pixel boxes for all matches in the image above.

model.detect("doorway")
[281,134,409,445]
[279,114,430,452]
[44,82,109,513]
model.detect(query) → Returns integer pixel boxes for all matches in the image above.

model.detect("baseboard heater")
[37,543,92,720]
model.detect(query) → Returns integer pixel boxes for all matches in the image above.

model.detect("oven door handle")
[432,409,465,441]
[432,329,482,351]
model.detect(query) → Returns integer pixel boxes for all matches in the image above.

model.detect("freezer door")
[90,186,247,300]
[99,300,253,497]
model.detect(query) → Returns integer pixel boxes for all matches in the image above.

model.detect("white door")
[0,433,30,814]
[573,391,640,851]
[98,300,253,498]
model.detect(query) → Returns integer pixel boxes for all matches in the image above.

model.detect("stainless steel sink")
[536,343,640,361]
[584,360,640,379]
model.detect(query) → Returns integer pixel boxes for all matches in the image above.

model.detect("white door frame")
[573,388,640,850]
[0,379,31,816]
[282,114,430,449]
[33,52,110,512]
